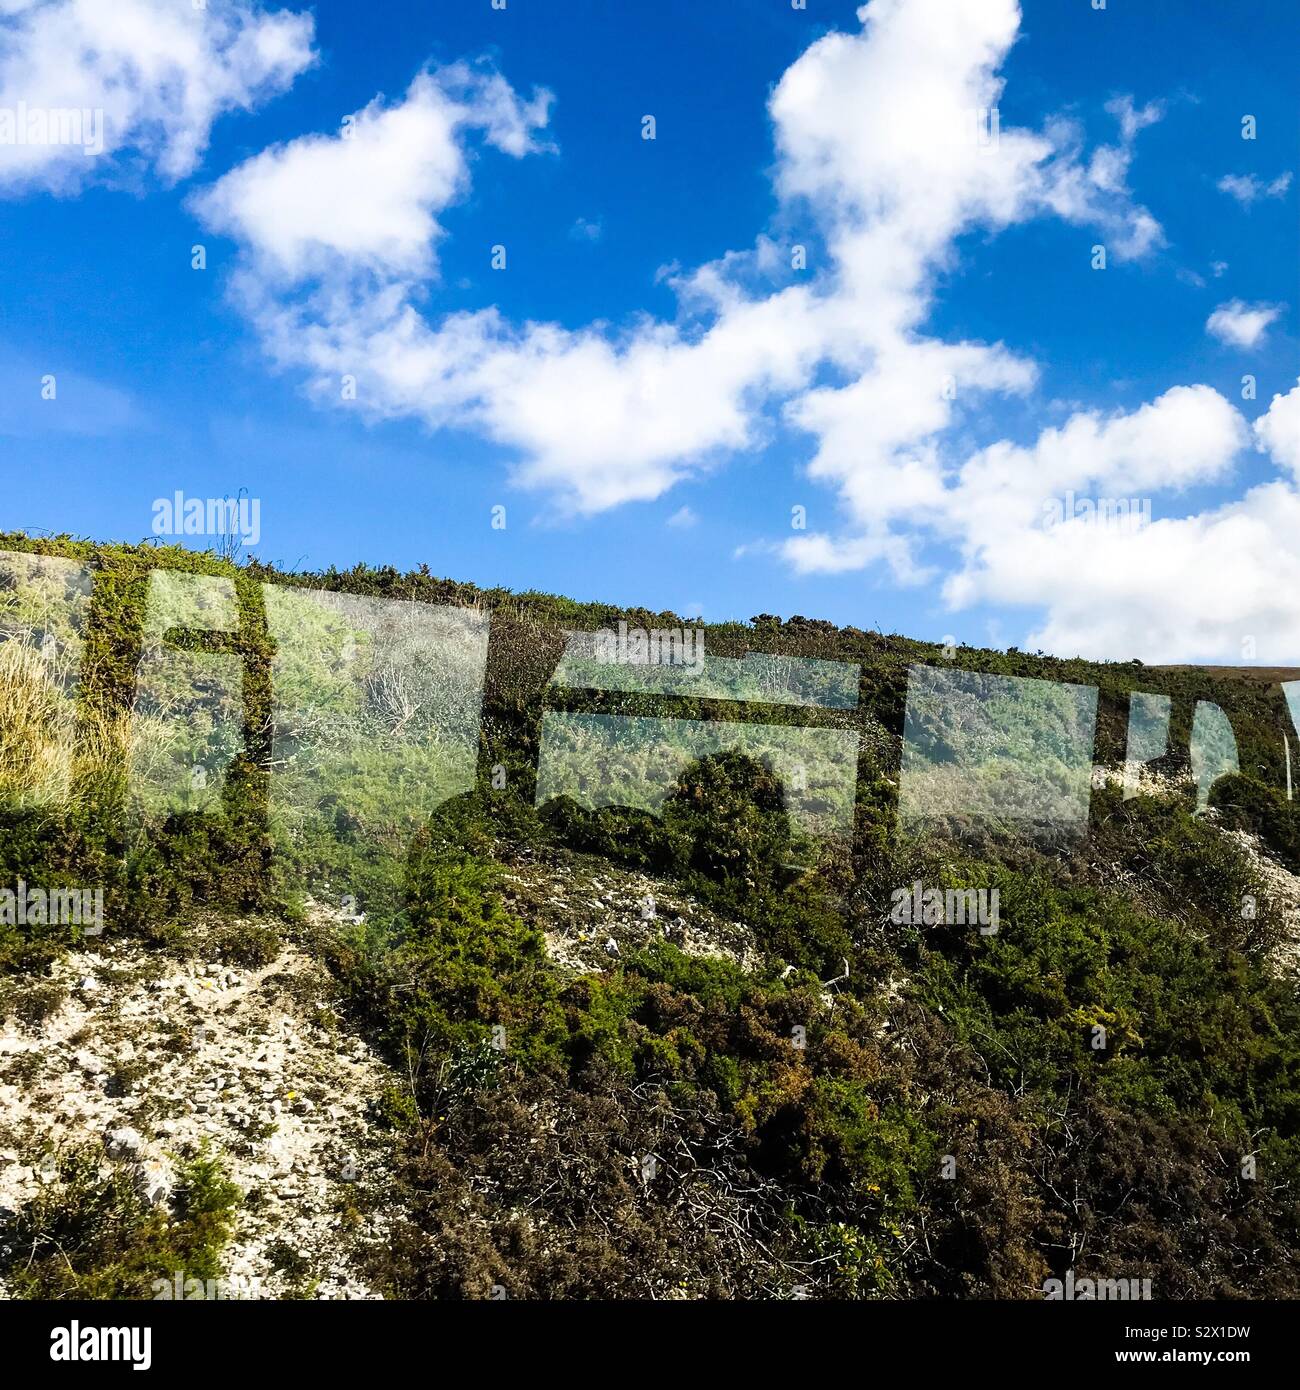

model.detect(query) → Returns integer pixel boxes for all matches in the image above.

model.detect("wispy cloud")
[0,348,141,438]
[569,216,602,242]
[1217,171,1293,207]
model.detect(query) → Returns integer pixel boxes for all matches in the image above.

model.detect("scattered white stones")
[0,911,402,1299]
[134,1157,173,1206]
[1223,826,1300,973]
[498,856,759,975]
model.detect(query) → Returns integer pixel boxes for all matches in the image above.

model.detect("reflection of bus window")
[1282,682,1300,801]
[1123,691,1171,800]
[129,571,242,816]
[264,586,490,853]
[535,711,859,840]
[1190,701,1239,813]
[898,664,1098,845]
[0,550,92,809]
[550,629,860,709]
[539,644,862,841]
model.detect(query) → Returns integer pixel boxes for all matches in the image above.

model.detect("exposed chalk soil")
[0,861,766,1300]
[2,803,1292,1302]
[496,844,760,974]
[1222,826,1300,973]
[0,906,403,1299]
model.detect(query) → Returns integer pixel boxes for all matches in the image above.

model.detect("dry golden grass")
[0,641,73,806]
[0,641,128,809]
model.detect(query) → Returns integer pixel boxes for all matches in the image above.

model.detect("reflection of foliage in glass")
[265,586,489,847]
[899,664,1098,840]
[535,711,860,841]
[129,571,243,815]
[1190,701,1239,812]
[553,632,860,709]
[1123,691,1171,799]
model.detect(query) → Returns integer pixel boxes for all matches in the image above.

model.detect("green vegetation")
[0,1145,242,1299]
[1,531,1298,1298]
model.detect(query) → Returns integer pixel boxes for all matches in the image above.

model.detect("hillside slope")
[1,535,1299,1300]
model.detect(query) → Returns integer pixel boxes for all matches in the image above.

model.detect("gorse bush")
[1,1146,242,1300]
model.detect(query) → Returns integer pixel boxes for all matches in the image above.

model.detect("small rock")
[104,1126,144,1159]
[134,1159,172,1206]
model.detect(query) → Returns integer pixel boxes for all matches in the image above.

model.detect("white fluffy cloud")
[0,0,315,193]
[193,0,1166,518]
[934,382,1300,662]
[785,381,1300,664]
[192,67,550,283]
[781,382,1270,659]
[186,0,1294,660]
[1254,379,1300,480]
[966,482,1300,664]
[788,370,1300,663]
[1206,299,1284,349]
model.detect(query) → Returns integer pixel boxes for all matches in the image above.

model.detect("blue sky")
[0,0,1296,660]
